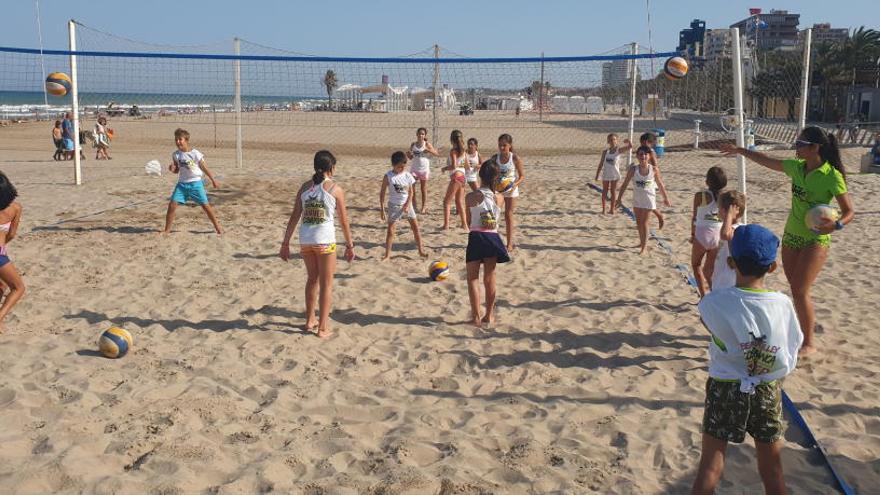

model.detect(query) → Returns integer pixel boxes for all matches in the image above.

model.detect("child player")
[161,128,222,234]
[692,224,802,495]
[380,151,427,260]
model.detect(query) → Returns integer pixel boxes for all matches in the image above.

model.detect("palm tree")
[811,27,880,120]
[323,69,338,110]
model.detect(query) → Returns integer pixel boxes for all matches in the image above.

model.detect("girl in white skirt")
[594,133,632,214]
[616,146,671,254]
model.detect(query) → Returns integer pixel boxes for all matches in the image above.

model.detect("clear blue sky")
[1,0,876,56]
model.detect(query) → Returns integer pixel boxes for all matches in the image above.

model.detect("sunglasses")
[795,140,816,148]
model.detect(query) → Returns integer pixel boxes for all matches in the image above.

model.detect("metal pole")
[213,105,217,148]
[68,20,82,185]
[797,28,812,133]
[731,27,747,223]
[539,52,545,123]
[432,44,439,142]
[627,42,639,165]
[233,37,243,168]
[34,0,49,120]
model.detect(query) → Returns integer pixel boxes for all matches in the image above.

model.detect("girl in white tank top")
[279,151,355,339]
[495,134,523,252]
[469,187,500,232]
[594,134,632,214]
[616,146,670,254]
[405,128,439,213]
[465,138,481,191]
[442,130,469,231]
[690,166,728,296]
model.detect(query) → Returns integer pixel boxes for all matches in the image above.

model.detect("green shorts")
[702,378,784,444]
[782,231,830,250]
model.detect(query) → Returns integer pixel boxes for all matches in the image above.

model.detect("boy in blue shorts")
[692,224,802,495]
[161,128,223,234]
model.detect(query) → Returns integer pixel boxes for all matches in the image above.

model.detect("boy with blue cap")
[692,224,803,495]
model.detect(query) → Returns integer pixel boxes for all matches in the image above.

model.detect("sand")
[0,115,877,494]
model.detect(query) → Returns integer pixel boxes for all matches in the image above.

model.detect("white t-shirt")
[698,287,802,393]
[386,170,416,206]
[712,223,743,290]
[173,149,205,183]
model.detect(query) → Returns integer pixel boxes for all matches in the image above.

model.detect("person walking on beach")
[61,113,74,160]
[94,116,112,160]
[720,126,854,357]
[379,151,427,260]
[690,166,727,296]
[465,159,510,328]
[0,172,25,333]
[279,150,355,339]
[616,146,671,254]
[52,121,63,161]
[160,128,223,235]
[594,133,632,214]
[440,130,469,231]
[692,224,801,495]
[492,134,525,252]
[406,128,440,214]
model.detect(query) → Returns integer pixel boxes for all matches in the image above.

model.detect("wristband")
[834,220,844,231]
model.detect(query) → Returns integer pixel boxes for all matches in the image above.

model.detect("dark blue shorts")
[0,255,10,268]
[466,231,510,263]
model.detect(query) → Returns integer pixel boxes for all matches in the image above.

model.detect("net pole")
[731,27,747,223]
[539,52,544,123]
[432,44,439,142]
[234,37,243,168]
[34,0,49,120]
[797,28,812,133]
[68,19,82,185]
[627,42,638,165]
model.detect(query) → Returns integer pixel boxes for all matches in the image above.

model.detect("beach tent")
[586,96,604,114]
[569,96,587,113]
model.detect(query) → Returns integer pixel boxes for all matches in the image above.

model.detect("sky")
[1,0,876,57]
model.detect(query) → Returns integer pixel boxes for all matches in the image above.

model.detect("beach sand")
[0,116,877,493]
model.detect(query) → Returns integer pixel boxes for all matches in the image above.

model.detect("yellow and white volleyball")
[45,72,72,97]
[494,176,515,193]
[429,261,450,281]
[145,159,162,176]
[98,327,133,359]
[664,57,689,80]
[805,204,840,231]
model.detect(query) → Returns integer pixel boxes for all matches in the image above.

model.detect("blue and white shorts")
[171,181,209,205]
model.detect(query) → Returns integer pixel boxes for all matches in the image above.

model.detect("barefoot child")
[691,166,727,296]
[641,132,666,229]
[0,172,24,332]
[616,146,671,254]
[161,128,222,234]
[493,133,525,252]
[594,133,632,213]
[279,151,355,339]
[465,160,511,328]
[441,130,469,231]
[465,137,482,191]
[380,151,427,260]
[692,224,801,495]
[711,190,746,291]
[406,127,440,214]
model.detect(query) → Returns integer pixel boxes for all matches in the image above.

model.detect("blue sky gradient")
[1,1,875,56]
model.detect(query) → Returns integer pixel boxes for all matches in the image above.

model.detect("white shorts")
[387,202,417,223]
[465,170,478,183]
[502,185,520,198]
[601,164,621,182]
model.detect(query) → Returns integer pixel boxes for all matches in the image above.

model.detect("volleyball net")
[0,21,817,175]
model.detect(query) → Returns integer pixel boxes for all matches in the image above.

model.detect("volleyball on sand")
[98,327,133,359]
[429,261,450,281]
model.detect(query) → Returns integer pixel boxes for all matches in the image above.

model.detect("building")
[678,19,707,58]
[704,29,732,61]
[601,59,635,88]
[730,9,800,51]
[809,23,849,45]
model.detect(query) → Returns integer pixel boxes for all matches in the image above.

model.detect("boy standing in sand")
[161,128,223,235]
[691,224,802,495]
[380,151,427,260]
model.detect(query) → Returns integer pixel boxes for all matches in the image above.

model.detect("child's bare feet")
[304,318,318,332]
[418,250,429,259]
[317,327,333,339]
[381,253,390,261]
[799,344,818,357]
[656,212,665,230]
[481,313,496,328]
[471,316,482,328]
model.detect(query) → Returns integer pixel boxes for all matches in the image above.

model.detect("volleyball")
[429,261,450,281]
[98,327,133,359]
[495,176,515,193]
[45,72,72,97]
[663,57,689,80]
[805,204,840,231]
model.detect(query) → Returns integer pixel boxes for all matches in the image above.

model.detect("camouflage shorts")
[702,378,784,444]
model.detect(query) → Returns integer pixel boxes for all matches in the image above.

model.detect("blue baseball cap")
[731,224,779,266]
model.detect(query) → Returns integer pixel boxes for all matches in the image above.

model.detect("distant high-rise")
[730,9,800,51]
[678,19,707,58]
[808,23,849,45]
[704,29,733,61]
[601,59,635,88]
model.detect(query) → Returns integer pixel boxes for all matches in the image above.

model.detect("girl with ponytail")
[280,150,356,339]
[440,130,469,231]
[720,126,855,356]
